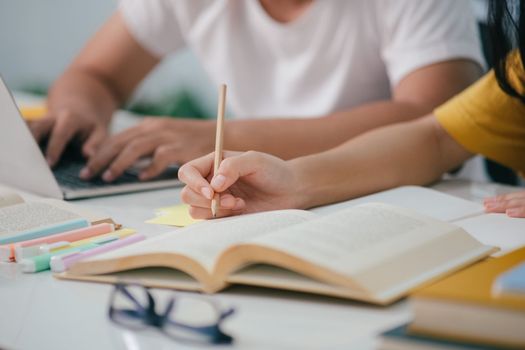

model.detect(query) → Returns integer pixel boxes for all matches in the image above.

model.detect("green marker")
[20,242,99,273]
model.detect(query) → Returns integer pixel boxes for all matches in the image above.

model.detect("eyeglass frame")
[108,282,235,345]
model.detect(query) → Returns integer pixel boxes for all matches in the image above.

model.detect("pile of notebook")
[379,247,525,350]
[0,198,143,274]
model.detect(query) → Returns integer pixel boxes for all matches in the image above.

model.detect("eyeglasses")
[108,283,235,345]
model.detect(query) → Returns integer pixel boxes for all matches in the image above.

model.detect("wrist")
[288,155,323,209]
[47,89,116,126]
[47,73,119,126]
[48,103,112,126]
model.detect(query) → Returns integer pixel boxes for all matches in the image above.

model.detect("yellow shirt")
[435,54,525,174]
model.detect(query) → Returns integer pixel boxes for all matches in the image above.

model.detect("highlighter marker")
[50,233,146,273]
[11,223,115,262]
[39,228,135,254]
[0,246,13,262]
[38,241,71,254]
[0,218,90,245]
[21,229,136,273]
[21,243,99,273]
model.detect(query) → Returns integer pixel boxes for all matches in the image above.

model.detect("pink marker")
[0,223,115,262]
[50,233,146,273]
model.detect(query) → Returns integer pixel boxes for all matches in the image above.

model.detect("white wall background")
[0,0,488,117]
[0,0,499,183]
[0,0,217,116]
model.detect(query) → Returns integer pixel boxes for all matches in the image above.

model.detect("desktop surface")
[0,179,520,350]
[3,94,522,350]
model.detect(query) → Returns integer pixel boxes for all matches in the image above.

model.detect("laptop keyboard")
[53,161,143,189]
[42,141,179,191]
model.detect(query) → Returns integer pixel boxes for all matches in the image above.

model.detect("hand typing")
[79,117,215,181]
[28,108,109,167]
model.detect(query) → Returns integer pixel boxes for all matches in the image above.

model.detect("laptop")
[0,77,182,200]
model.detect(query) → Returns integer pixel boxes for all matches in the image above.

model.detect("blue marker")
[0,218,90,245]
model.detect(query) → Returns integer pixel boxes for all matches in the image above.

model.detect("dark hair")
[489,0,525,103]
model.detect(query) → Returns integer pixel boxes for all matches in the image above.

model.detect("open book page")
[0,187,24,208]
[313,186,484,222]
[0,202,82,236]
[38,198,113,225]
[230,203,493,302]
[455,213,525,256]
[241,203,455,277]
[227,265,377,301]
[60,267,204,291]
[76,209,316,274]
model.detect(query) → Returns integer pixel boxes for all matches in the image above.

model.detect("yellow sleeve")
[435,58,525,174]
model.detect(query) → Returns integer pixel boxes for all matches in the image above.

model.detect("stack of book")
[379,247,525,350]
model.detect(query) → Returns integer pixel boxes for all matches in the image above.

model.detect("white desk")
[2,94,523,349]
[0,179,522,350]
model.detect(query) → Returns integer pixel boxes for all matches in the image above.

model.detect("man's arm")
[30,12,159,166]
[83,59,481,181]
[225,59,482,159]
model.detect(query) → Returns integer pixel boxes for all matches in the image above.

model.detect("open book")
[0,186,114,242]
[60,194,496,305]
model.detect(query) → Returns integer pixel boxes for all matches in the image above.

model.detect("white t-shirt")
[120,0,483,119]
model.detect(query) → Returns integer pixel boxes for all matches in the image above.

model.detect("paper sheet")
[455,213,525,256]
[145,204,200,227]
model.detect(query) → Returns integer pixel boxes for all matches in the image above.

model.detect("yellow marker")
[40,228,136,254]
[145,204,200,227]
[19,105,47,121]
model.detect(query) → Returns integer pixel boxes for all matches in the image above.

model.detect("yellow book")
[410,247,525,349]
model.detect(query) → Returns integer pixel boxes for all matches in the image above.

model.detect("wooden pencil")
[211,84,227,218]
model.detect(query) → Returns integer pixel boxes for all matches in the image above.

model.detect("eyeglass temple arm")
[165,307,235,332]
[117,284,154,312]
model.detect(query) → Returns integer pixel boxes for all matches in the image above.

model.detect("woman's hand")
[178,151,304,219]
[484,190,525,218]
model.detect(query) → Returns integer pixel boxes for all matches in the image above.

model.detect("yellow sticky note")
[19,105,47,121]
[145,204,200,227]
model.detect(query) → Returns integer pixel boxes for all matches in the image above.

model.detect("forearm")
[225,100,432,159]
[225,60,482,160]
[47,68,120,125]
[289,115,473,209]
[47,12,157,125]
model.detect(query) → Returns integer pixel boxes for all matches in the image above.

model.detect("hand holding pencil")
[178,86,301,219]
[179,84,303,219]
[179,149,300,219]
